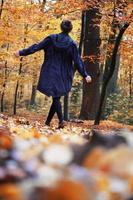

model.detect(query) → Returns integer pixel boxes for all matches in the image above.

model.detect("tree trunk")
[30,85,37,106]
[94,23,129,125]
[1,89,4,112]
[0,0,4,19]
[0,44,9,112]
[13,58,23,115]
[80,8,101,120]
[129,64,132,99]
[1,61,7,112]
[30,72,38,106]
[14,82,19,115]
[79,11,85,56]
[102,27,119,95]
[13,23,29,114]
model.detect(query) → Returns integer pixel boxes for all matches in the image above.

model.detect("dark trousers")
[46,97,63,124]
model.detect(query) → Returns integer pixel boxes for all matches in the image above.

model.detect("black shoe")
[58,121,65,129]
[45,121,50,126]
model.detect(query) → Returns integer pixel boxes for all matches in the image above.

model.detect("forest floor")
[5,109,133,135]
[0,111,133,199]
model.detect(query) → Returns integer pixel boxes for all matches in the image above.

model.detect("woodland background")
[0,1,133,199]
[0,0,133,125]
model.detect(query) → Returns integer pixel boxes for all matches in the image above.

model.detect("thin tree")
[101,0,126,118]
[94,2,132,125]
[129,62,132,99]
[94,20,132,125]
[1,44,9,112]
[0,0,4,19]
[14,57,23,114]
[30,72,37,106]
[13,23,28,115]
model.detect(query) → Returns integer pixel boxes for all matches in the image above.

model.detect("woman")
[15,20,92,128]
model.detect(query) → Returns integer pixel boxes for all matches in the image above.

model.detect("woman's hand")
[14,51,20,57]
[85,75,92,83]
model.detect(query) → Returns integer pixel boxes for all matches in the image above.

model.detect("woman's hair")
[60,20,73,34]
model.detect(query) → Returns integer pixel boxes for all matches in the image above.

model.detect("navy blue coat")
[19,32,88,97]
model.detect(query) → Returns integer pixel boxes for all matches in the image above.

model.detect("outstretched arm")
[15,36,50,57]
[71,43,92,83]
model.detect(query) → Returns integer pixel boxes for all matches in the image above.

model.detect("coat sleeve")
[71,43,88,78]
[19,37,50,56]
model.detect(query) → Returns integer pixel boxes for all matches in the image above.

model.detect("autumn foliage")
[0,1,133,199]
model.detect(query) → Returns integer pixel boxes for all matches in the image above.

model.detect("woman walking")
[15,20,92,128]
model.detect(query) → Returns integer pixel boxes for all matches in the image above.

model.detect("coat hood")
[50,33,73,50]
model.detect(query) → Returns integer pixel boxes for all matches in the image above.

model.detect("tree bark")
[94,23,129,125]
[80,8,101,120]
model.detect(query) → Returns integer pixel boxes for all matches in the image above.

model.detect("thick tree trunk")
[94,23,129,125]
[80,8,101,120]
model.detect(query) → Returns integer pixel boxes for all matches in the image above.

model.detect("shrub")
[105,92,133,125]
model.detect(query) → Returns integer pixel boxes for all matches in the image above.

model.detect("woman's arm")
[71,43,92,83]
[15,36,50,57]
